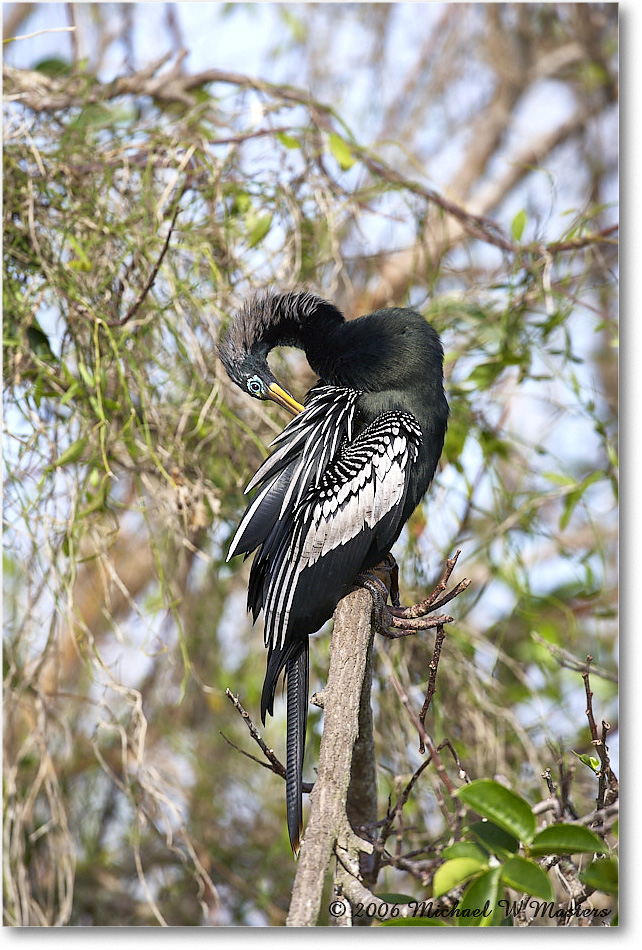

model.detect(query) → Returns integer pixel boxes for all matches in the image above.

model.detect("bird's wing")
[262,409,423,652]
[227,386,361,560]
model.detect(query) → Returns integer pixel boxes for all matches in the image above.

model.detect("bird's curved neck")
[250,295,445,409]
[256,292,346,366]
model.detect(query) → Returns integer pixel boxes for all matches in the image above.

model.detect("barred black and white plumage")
[218,291,448,855]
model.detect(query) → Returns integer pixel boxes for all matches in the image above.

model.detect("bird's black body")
[218,291,448,854]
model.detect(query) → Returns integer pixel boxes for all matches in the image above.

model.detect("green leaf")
[229,188,251,215]
[572,750,601,773]
[33,57,72,76]
[78,361,95,389]
[479,428,509,461]
[328,132,356,170]
[247,213,273,248]
[68,103,115,131]
[579,857,618,895]
[432,857,487,898]
[89,395,105,421]
[511,209,528,242]
[501,856,553,901]
[606,442,618,470]
[48,436,88,470]
[443,416,468,468]
[381,916,445,926]
[457,867,503,926]
[529,823,608,857]
[27,324,54,360]
[276,131,300,149]
[542,471,576,486]
[468,821,520,858]
[78,478,109,518]
[67,256,92,272]
[33,376,44,409]
[456,780,537,844]
[442,842,489,862]
[560,471,603,530]
[375,893,414,903]
[466,360,504,389]
[279,6,308,43]
[60,381,81,406]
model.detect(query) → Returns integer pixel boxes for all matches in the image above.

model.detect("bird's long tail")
[285,640,309,857]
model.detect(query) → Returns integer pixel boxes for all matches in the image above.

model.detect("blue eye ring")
[246,374,265,397]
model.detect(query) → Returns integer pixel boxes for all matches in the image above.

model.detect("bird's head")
[219,290,346,414]
[218,345,304,415]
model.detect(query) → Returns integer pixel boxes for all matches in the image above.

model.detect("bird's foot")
[352,566,392,633]
[357,551,470,639]
[361,552,400,605]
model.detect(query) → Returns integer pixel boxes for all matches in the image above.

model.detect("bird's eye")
[246,375,265,397]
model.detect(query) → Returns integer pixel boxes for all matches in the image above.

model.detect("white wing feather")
[262,412,421,650]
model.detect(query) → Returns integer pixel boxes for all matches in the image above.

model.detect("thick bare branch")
[286,590,374,927]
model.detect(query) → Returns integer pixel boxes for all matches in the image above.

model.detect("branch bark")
[286,589,374,927]
[345,630,378,893]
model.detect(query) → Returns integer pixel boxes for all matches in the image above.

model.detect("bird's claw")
[354,553,463,639]
[352,568,391,633]
[379,553,400,607]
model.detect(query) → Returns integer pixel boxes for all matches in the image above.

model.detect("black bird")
[218,291,448,855]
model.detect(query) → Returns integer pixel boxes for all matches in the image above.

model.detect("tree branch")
[286,589,374,927]
[364,96,611,310]
[345,628,378,896]
[223,688,314,793]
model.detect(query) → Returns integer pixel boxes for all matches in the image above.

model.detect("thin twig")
[425,578,472,613]
[437,738,468,779]
[582,655,599,740]
[531,633,617,682]
[4,26,76,44]
[224,688,291,781]
[220,731,314,792]
[386,551,470,628]
[389,550,463,619]
[390,675,464,827]
[220,731,285,776]
[356,150,518,255]
[108,186,185,328]
[540,224,619,254]
[371,756,434,881]
[418,624,446,748]
[581,659,618,814]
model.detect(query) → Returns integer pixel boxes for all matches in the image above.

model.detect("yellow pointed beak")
[268,382,304,415]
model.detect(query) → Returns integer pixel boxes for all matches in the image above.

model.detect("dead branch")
[224,688,313,793]
[418,624,447,746]
[582,658,618,813]
[108,186,185,328]
[2,56,333,115]
[390,675,464,828]
[364,96,613,310]
[531,633,618,683]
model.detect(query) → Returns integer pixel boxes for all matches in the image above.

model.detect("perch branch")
[286,589,374,927]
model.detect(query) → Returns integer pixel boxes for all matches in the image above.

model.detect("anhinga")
[218,291,448,855]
